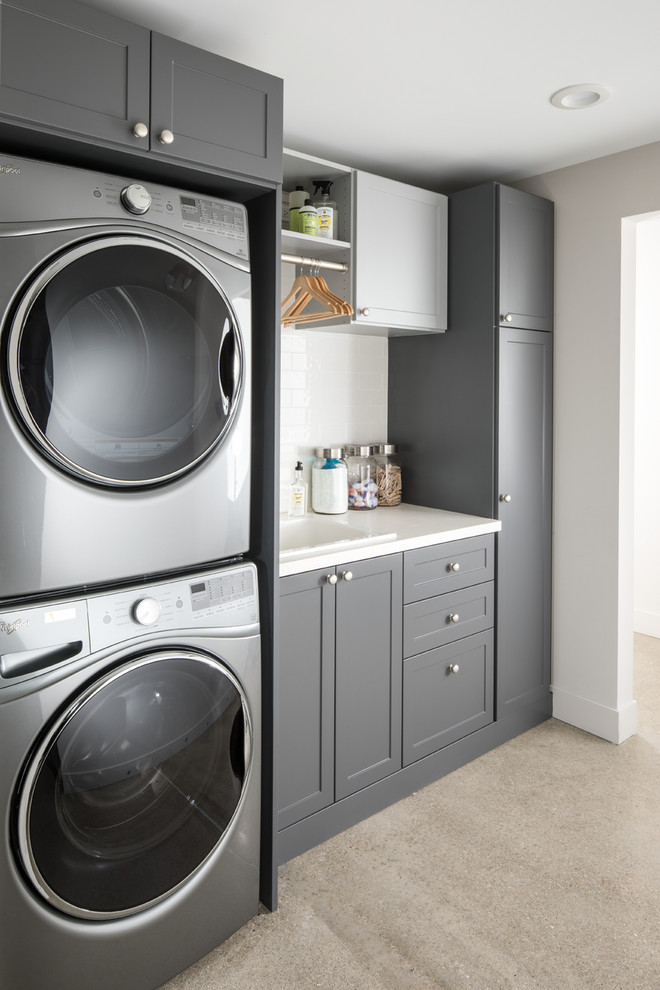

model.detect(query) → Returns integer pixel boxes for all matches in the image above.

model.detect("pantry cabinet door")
[150,33,283,182]
[0,0,150,148]
[498,185,554,332]
[353,171,447,332]
[335,554,403,800]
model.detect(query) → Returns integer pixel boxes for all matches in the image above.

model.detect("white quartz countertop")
[279,503,501,577]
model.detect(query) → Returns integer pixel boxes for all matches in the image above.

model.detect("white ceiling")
[86,0,660,192]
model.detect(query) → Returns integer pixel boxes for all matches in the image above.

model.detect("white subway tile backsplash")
[280,328,388,512]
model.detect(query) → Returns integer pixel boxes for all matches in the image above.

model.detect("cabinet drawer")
[402,631,494,765]
[403,534,494,603]
[403,581,494,657]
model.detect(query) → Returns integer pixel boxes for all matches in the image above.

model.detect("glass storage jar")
[312,448,348,514]
[373,443,402,506]
[345,444,378,510]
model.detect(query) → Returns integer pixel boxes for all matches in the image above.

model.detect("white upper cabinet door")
[352,171,447,333]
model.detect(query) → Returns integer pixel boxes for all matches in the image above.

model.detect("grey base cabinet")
[0,0,283,183]
[278,554,402,832]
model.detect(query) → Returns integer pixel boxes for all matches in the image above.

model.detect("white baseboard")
[633,609,660,639]
[551,688,638,744]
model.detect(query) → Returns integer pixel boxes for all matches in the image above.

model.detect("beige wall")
[514,140,660,742]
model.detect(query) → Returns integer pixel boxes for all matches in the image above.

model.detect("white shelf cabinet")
[282,149,447,336]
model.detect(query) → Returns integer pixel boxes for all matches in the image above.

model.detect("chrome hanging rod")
[281,252,348,274]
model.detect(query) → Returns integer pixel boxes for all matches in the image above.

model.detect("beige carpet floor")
[163,634,660,990]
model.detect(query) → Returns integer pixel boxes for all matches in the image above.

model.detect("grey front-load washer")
[0,151,252,600]
[0,560,260,990]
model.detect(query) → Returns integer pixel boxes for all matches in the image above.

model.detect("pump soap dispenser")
[288,461,308,517]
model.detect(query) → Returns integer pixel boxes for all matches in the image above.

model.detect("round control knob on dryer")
[120,183,152,215]
[132,597,161,626]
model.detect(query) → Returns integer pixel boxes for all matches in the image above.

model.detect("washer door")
[15,650,252,919]
[6,235,243,487]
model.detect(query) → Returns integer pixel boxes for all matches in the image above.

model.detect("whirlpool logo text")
[0,618,29,635]
[0,164,21,175]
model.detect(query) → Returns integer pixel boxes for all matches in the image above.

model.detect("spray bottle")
[312,180,337,239]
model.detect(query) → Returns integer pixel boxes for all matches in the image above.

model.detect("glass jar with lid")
[373,443,402,506]
[312,448,348,514]
[345,444,378,510]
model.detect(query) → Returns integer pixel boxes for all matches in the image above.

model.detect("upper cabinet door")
[353,171,447,332]
[498,185,554,332]
[150,33,283,183]
[0,0,150,149]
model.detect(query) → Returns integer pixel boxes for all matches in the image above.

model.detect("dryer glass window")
[8,237,243,486]
[16,652,251,919]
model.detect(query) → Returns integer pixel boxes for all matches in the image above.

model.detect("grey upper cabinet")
[0,0,150,148]
[388,181,553,726]
[498,185,553,332]
[0,0,283,182]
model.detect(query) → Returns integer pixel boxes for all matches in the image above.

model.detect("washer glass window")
[16,652,251,919]
[8,237,243,487]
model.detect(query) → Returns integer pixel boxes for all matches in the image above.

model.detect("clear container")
[373,443,402,506]
[312,448,348,514]
[345,444,378,510]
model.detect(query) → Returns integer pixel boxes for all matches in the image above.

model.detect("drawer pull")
[448,663,460,674]
[449,613,460,624]
[449,562,460,573]
[326,573,338,585]
[342,570,353,582]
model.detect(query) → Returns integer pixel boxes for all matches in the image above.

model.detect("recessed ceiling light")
[550,83,610,110]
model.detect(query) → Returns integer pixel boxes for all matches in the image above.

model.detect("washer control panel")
[88,562,259,653]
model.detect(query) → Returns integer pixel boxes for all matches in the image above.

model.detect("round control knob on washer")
[132,597,161,626]
[120,183,152,215]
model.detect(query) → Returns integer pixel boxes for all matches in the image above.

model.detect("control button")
[120,183,152,215]
[132,597,161,626]
[93,189,102,199]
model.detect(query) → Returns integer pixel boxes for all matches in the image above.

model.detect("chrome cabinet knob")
[342,570,353,582]
[500,493,512,503]
[158,129,175,145]
[449,562,460,573]
[503,313,513,322]
[448,663,460,674]
[326,573,338,585]
[449,613,460,624]
[132,121,148,138]
[360,307,371,317]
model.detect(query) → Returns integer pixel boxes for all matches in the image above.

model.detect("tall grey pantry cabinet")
[389,182,554,726]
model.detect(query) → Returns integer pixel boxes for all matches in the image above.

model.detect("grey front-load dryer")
[0,560,260,990]
[0,152,252,601]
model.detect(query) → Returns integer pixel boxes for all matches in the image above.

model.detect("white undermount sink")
[280,515,396,559]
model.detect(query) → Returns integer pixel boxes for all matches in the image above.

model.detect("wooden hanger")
[281,270,353,326]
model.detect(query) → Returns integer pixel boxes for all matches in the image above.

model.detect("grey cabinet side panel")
[277,569,335,829]
[496,328,552,716]
[150,33,283,182]
[0,0,150,146]
[335,555,402,800]
[389,183,496,518]
[498,185,554,332]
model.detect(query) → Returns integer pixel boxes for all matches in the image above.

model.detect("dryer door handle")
[0,641,84,679]
[218,318,241,417]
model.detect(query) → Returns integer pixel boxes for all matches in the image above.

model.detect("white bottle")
[288,461,307,517]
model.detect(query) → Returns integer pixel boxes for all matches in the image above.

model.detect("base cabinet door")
[334,555,403,800]
[277,568,335,830]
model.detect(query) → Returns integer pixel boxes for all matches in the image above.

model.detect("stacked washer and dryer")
[0,153,261,990]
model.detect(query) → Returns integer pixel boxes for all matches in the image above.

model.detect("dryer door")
[15,650,252,919]
[6,235,244,487]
